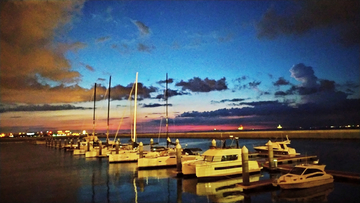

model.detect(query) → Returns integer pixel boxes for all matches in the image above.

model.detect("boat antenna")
[106,76,111,146]
[92,83,96,138]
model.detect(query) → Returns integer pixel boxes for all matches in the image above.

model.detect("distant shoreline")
[1,129,359,142]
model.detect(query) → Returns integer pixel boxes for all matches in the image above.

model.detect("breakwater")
[1,129,358,143]
[127,129,360,139]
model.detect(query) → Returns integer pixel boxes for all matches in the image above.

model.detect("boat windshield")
[204,155,214,162]
[289,167,306,175]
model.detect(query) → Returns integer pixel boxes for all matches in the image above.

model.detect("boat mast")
[106,76,111,145]
[92,83,96,138]
[165,73,169,138]
[133,72,138,142]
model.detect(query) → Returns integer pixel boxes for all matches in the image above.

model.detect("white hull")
[109,151,138,163]
[138,155,200,169]
[196,160,261,178]
[138,155,177,168]
[278,176,334,189]
[85,148,109,158]
[182,148,262,178]
[73,149,86,155]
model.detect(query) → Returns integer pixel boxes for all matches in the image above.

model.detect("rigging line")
[113,81,136,142]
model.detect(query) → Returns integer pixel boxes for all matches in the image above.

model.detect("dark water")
[1,138,359,203]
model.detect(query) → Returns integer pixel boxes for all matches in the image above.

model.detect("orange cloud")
[0,0,86,104]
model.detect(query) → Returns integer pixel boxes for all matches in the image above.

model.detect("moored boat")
[254,135,299,156]
[273,164,334,189]
[182,148,261,178]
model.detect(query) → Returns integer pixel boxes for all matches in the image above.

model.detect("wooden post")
[64,139,67,150]
[242,146,250,186]
[211,139,216,148]
[115,140,119,154]
[87,139,90,151]
[176,143,182,172]
[268,141,274,169]
[77,139,80,149]
[139,142,143,158]
[99,140,102,156]
[150,138,153,149]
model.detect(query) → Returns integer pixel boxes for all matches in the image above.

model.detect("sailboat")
[109,72,140,163]
[137,73,200,169]
[85,79,111,158]
[74,83,100,155]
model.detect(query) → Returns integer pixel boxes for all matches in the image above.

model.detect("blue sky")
[1,0,359,133]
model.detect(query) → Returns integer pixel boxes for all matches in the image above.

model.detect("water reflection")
[183,174,261,203]
[273,183,334,202]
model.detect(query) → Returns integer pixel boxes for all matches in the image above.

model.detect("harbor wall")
[134,129,360,139]
[0,129,359,142]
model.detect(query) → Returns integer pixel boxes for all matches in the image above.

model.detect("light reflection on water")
[1,138,359,203]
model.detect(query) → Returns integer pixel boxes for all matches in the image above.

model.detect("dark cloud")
[211,98,247,104]
[138,43,155,52]
[155,89,189,100]
[176,77,228,92]
[257,0,360,46]
[142,103,172,108]
[286,63,350,104]
[290,63,318,88]
[157,78,174,85]
[177,99,360,129]
[96,36,111,43]
[274,77,290,86]
[131,20,150,36]
[0,104,89,113]
[111,83,158,101]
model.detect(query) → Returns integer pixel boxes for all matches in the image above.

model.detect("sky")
[1,0,359,134]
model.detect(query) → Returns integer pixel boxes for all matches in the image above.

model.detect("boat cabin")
[201,148,241,162]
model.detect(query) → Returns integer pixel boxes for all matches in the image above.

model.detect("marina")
[1,137,360,203]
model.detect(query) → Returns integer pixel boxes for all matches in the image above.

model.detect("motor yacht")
[182,148,261,178]
[254,135,299,156]
[273,164,334,189]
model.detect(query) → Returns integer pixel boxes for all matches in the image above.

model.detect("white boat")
[254,135,299,156]
[182,148,261,178]
[137,144,201,169]
[273,164,334,189]
[109,73,140,163]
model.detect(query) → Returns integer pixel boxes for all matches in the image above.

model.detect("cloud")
[0,104,90,113]
[256,0,360,46]
[131,19,150,36]
[273,77,290,86]
[137,43,155,52]
[211,98,247,104]
[176,99,360,129]
[155,89,189,100]
[277,63,350,104]
[157,78,174,85]
[142,103,173,108]
[0,0,86,104]
[96,36,111,43]
[176,77,228,92]
[290,63,318,88]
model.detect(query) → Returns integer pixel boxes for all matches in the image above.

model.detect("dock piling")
[176,142,182,172]
[242,146,250,186]
[115,140,119,154]
[139,142,143,158]
[268,141,276,170]
[99,140,102,156]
